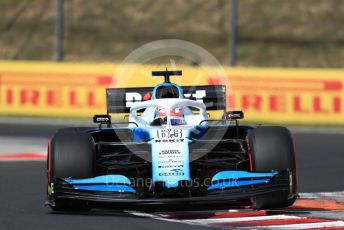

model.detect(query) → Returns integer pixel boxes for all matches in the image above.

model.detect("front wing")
[47,170,295,208]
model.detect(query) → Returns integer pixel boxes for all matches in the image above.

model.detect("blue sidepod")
[132,127,151,142]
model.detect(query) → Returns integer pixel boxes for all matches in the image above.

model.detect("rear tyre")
[247,126,297,209]
[49,130,95,211]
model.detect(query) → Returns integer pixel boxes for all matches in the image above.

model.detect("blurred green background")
[0,0,344,67]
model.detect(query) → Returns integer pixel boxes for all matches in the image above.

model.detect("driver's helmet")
[170,107,183,117]
[152,106,186,126]
[170,107,186,126]
[154,107,183,119]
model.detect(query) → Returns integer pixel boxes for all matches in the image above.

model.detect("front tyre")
[49,131,95,211]
[247,126,297,209]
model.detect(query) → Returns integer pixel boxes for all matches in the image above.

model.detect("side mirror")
[93,114,111,124]
[225,111,244,120]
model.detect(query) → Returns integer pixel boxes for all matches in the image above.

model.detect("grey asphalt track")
[0,163,214,230]
[294,132,344,192]
[0,123,343,230]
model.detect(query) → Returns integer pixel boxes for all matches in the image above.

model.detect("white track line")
[248,220,344,229]
[127,211,182,223]
[129,210,344,229]
[183,215,299,224]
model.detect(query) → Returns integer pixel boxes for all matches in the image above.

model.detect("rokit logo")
[125,92,143,107]
[184,90,206,103]
[107,85,225,113]
[125,90,206,107]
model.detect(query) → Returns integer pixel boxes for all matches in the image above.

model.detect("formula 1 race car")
[46,70,298,211]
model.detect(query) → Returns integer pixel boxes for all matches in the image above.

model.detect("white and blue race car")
[46,70,298,211]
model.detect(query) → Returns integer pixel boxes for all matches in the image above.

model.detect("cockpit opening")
[155,85,180,99]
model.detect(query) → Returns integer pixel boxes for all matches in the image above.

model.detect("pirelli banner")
[0,61,343,125]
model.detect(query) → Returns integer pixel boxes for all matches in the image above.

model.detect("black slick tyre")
[247,126,297,209]
[49,130,95,211]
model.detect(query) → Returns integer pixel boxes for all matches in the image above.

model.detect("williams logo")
[170,168,183,173]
